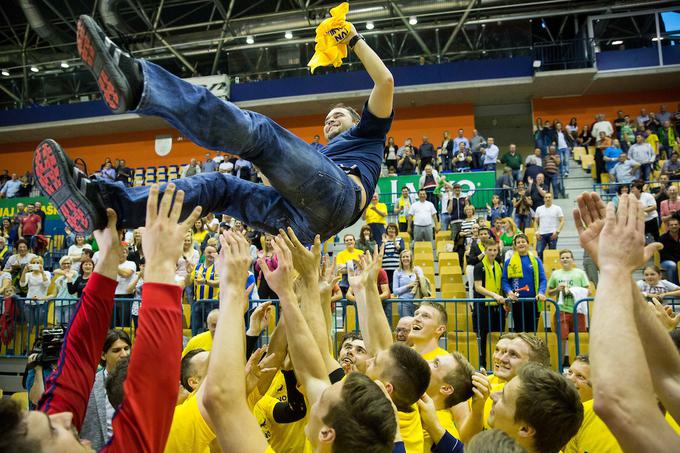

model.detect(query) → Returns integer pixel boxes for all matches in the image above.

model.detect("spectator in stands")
[538,120,554,157]
[4,239,36,294]
[454,141,473,171]
[658,104,672,123]
[636,265,680,300]
[181,158,202,178]
[482,137,499,171]
[500,144,522,183]
[645,126,661,158]
[67,234,91,273]
[454,128,471,152]
[0,236,8,269]
[254,234,278,299]
[637,108,650,128]
[534,193,565,259]
[500,217,522,253]
[496,167,515,211]
[593,130,612,183]
[592,113,613,139]
[611,152,640,185]
[395,186,412,233]
[660,217,680,285]
[419,164,441,209]
[202,153,217,173]
[441,130,454,171]
[602,138,623,179]
[188,245,219,334]
[355,225,377,254]
[192,218,208,249]
[524,147,542,169]
[362,192,388,246]
[25,351,58,411]
[447,183,468,239]
[18,203,42,251]
[114,247,137,327]
[660,185,680,227]
[80,329,132,450]
[439,181,453,231]
[67,257,93,297]
[662,151,680,180]
[234,157,252,180]
[182,309,220,357]
[394,316,413,344]
[473,239,507,367]
[346,266,391,319]
[527,173,548,209]
[382,223,404,291]
[115,159,133,186]
[630,179,659,241]
[566,117,579,137]
[100,161,116,182]
[542,146,561,198]
[471,128,486,168]
[392,249,425,317]
[488,363,583,453]
[487,194,508,226]
[419,136,436,171]
[62,225,75,249]
[384,136,398,170]
[0,169,9,187]
[409,189,439,242]
[460,204,478,239]
[46,256,78,325]
[0,173,21,198]
[397,146,417,175]
[336,233,364,296]
[659,120,677,159]
[33,202,45,227]
[218,161,233,175]
[466,226,493,297]
[20,255,51,339]
[1,218,12,247]
[621,115,635,151]
[628,134,656,181]
[555,122,573,177]
[578,124,593,154]
[646,111,661,134]
[512,182,533,231]
[546,250,589,364]
[502,234,547,332]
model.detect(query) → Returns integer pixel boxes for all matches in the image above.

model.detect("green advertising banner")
[0,196,65,235]
[376,171,497,210]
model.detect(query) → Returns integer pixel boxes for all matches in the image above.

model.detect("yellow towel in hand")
[307,2,353,73]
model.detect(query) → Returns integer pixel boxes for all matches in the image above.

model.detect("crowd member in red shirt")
[0,183,201,452]
[19,203,42,249]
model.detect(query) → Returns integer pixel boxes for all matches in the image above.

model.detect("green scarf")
[482,256,502,305]
[507,252,539,295]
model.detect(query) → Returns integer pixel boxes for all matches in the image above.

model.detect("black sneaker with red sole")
[77,15,142,114]
[33,139,106,235]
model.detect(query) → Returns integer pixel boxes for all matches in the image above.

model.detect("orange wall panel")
[0,103,475,173]
[532,90,680,129]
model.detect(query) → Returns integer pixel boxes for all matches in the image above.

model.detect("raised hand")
[318,255,340,295]
[348,246,383,291]
[572,192,607,266]
[279,227,320,281]
[649,298,680,331]
[258,236,295,297]
[470,369,491,415]
[247,301,274,337]
[142,184,202,284]
[217,230,252,289]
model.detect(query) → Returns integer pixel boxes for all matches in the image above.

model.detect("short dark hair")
[181,348,207,392]
[443,352,475,408]
[100,329,132,366]
[466,429,527,453]
[500,333,550,367]
[515,363,583,453]
[105,356,130,407]
[322,372,396,453]
[632,179,645,191]
[385,344,431,411]
[82,249,94,259]
[479,227,491,235]
[512,234,529,246]
[332,103,360,122]
[616,184,630,195]
[15,238,29,249]
[0,399,40,452]
[338,332,363,356]
[558,249,573,259]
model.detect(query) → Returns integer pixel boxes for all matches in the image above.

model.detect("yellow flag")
[307,2,353,73]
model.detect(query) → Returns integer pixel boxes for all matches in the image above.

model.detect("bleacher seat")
[445,302,473,332]
[447,332,479,369]
[441,282,466,299]
[438,252,460,268]
[581,154,594,171]
[524,227,536,249]
[436,241,454,257]
[568,332,589,358]
[398,232,411,250]
[572,146,586,162]
[440,271,463,286]
[542,249,561,278]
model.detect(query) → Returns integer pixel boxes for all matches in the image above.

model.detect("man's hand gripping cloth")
[307,2,353,73]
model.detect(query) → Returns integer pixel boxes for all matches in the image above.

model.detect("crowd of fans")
[0,105,680,452]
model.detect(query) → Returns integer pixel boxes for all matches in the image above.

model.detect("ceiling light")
[246,35,254,44]
[409,16,417,25]
[60,61,70,68]
[1,69,8,76]
[366,21,375,30]
[284,31,293,39]
[652,36,664,42]
[611,40,623,45]
[30,66,39,73]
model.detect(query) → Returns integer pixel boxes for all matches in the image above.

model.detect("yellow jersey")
[421,346,450,361]
[564,399,622,453]
[253,394,308,453]
[398,197,411,223]
[336,248,364,267]
[646,133,660,154]
[398,405,424,453]
[181,331,213,358]
[164,392,215,453]
[365,202,388,225]
[423,408,461,451]
[266,371,288,401]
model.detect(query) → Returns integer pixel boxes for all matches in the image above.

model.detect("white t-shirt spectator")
[636,279,679,295]
[408,200,437,227]
[1,271,12,288]
[68,243,92,272]
[115,260,138,295]
[557,131,569,149]
[22,271,51,301]
[639,192,658,222]
[3,253,37,271]
[592,120,614,138]
[535,204,564,235]
[628,143,655,165]
[483,144,499,165]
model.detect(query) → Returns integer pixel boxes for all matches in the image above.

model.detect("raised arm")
[350,247,393,356]
[574,193,680,451]
[203,231,268,453]
[345,24,393,118]
[259,236,330,404]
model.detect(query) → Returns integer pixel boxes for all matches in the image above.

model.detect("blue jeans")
[545,172,560,198]
[639,163,652,182]
[661,260,678,284]
[537,233,558,259]
[558,148,569,175]
[515,213,532,231]
[398,300,415,318]
[99,61,360,244]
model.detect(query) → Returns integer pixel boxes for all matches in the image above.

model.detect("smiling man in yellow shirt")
[363,192,388,245]
[409,302,450,360]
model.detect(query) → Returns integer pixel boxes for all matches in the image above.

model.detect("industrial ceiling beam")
[441,0,477,56]
[388,0,431,56]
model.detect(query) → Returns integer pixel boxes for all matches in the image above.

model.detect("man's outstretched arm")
[346,25,394,118]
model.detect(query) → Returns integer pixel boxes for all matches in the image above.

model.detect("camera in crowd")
[27,327,65,369]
